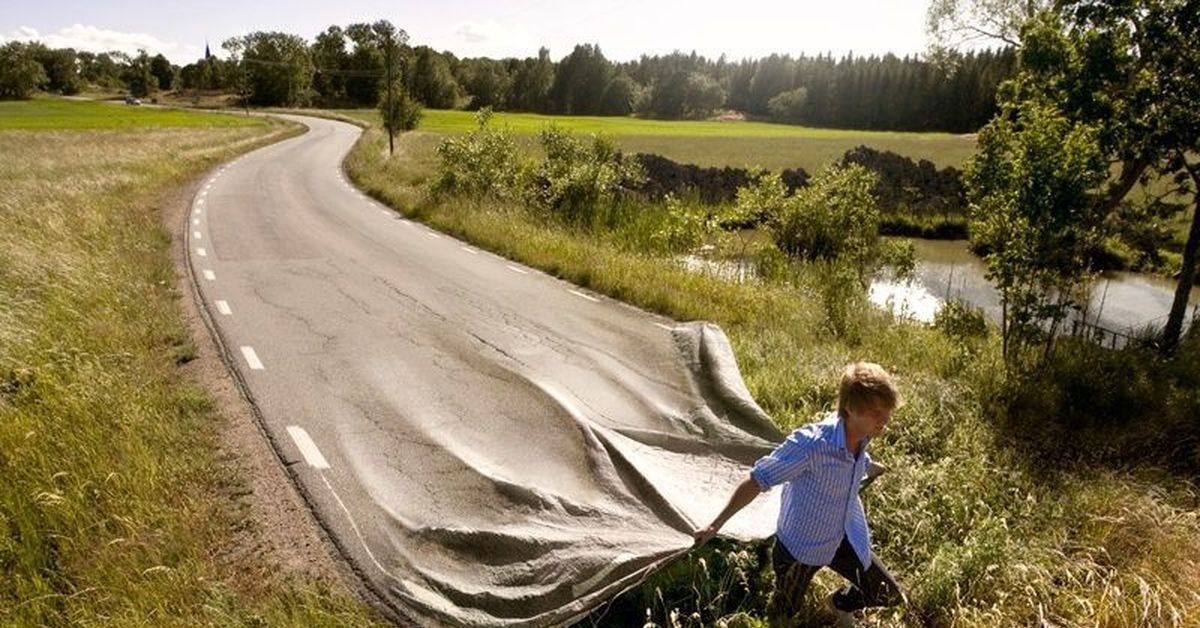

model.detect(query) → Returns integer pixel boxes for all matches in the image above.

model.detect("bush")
[934,299,989,342]
[527,125,643,226]
[432,108,526,200]
[754,164,882,280]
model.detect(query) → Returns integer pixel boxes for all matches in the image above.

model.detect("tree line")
[1,21,1013,133]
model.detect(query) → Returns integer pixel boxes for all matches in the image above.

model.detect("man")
[693,362,905,626]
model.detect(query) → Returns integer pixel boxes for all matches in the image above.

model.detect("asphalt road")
[185,115,781,627]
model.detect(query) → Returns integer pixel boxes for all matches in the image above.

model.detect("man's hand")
[692,524,719,548]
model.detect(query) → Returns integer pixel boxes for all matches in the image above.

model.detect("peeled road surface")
[186,115,783,626]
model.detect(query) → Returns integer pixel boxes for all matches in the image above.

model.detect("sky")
[1,0,935,65]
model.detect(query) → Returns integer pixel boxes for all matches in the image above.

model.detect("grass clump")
[344,116,1200,627]
[0,105,382,625]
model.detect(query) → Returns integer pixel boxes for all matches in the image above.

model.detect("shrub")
[766,87,808,123]
[934,299,989,342]
[756,163,882,281]
[432,108,526,200]
[527,125,643,226]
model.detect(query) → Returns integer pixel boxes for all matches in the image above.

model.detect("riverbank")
[345,117,1200,625]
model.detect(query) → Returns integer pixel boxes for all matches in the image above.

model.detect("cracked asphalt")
[187,115,783,627]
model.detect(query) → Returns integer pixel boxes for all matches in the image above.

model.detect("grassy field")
[338,108,977,172]
[343,119,1200,627]
[0,99,382,625]
[0,98,261,130]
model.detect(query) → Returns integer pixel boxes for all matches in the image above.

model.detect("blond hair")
[837,362,900,417]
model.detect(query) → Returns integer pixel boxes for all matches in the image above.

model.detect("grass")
[0,101,383,625]
[344,120,1200,627]
[337,109,977,172]
[0,98,261,130]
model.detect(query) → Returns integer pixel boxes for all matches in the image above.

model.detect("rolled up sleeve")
[750,430,814,490]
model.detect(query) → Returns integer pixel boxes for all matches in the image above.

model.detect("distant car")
[124,96,142,106]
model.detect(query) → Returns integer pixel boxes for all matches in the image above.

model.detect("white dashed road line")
[460,246,478,255]
[193,231,202,240]
[426,232,441,240]
[215,300,232,315]
[287,425,331,469]
[196,247,206,257]
[202,270,216,281]
[506,265,528,275]
[654,322,674,331]
[240,346,264,370]
[568,289,600,303]
[193,218,200,225]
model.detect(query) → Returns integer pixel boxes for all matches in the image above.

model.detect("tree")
[32,45,82,95]
[507,47,553,111]
[926,0,1051,50]
[965,99,1108,363]
[372,19,409,155]
[379,81,422,137]
[0,42,48,99]
[767,87,808,123]
[149,53,175,90]
[991,2,1200,352]
[311,26,350,105]
[225,32,313,106]
[548,44,613,115]
[121,50,155,98]
[411,47,459,108]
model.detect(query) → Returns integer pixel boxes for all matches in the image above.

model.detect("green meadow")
[0,98,260,130]
[338,108,977,172]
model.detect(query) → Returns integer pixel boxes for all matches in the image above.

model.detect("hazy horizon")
[2,0,936,65]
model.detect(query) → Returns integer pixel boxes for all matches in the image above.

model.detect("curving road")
[185,115,781,627]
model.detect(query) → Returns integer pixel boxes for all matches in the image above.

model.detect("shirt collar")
[834,412,869,457]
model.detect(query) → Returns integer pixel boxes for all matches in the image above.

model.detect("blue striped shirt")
[750,412,873,570]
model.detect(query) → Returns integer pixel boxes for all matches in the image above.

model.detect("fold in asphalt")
[186,115,782,626]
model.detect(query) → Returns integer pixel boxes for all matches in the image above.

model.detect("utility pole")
[386,39,394,155]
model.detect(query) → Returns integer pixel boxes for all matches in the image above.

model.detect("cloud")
[446,20,537,58]
[1,24,199,64]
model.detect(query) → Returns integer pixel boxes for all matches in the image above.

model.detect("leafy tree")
[990,1,1200,352]
[31,45,82,95]
[343,23,384,106]
[121,50,155,98]
[311,26,350,104]
[965,99,1108,363]
[507,47,554,111]
[373,19,410,155]
[149,53,175,91]
[77,51,125,89]
[600,73,639,115]
[412,46,459,108]
[548,44,613,115]
[459,58,510,110]
[767,87,808,123]
[379,81,422,136]
[0,42,48,99]
[225,32,313,106]
[528,125,643,225]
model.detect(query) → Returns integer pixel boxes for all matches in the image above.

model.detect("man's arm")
[692,475,763,548]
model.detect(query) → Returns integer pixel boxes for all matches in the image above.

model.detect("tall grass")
[345,122,1200,627]
[0,119,382,625]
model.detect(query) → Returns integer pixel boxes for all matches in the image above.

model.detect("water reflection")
[677,238,1200,335]
[869,239,1200,334]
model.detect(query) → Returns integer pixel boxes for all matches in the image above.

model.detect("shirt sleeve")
[750,429,815,490]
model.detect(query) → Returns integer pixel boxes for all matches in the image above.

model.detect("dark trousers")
[771,536,903,617]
